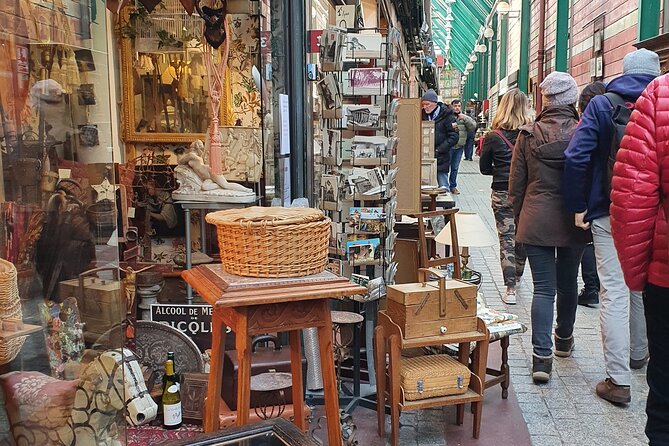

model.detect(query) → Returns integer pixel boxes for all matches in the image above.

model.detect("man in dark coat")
[421,89,459,188]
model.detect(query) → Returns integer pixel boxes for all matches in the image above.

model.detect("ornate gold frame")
[118,7,229,143]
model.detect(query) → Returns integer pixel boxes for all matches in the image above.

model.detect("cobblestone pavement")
[452,159,649,445]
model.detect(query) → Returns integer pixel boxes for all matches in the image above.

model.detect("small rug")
[127,423,203,445]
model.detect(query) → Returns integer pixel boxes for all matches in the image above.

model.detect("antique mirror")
[119,3,262,144]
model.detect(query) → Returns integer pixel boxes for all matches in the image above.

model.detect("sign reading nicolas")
[151,304,217,351]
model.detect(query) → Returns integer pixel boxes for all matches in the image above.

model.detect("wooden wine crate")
[386,278,477,339]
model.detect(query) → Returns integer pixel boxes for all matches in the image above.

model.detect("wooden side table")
[182,265,366,446]
[374,311,489,445]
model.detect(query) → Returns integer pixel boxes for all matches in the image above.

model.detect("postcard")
[345,33,384,59]
[321,174,340,211]
[343,105,382,129]
[318,73,342,118]
[347,238,380,265]
[323,129,341,165]
[344,68,387,96]
[320,26,347,71]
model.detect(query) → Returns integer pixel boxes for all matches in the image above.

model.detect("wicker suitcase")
[400,354,471,401]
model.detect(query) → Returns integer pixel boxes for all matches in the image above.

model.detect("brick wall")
[526,0,639,90]
[569,0,639,87]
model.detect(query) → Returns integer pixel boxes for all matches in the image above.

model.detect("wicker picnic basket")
[400,354,471,401]
[0,259,25,365]
[205,207,331,278]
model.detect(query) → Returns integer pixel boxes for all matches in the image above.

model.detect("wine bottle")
[163,352,180,390]
[162,359,182,429]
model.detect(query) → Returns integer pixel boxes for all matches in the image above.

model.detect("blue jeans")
[437,171,449,188]
[525,244,585,357]
[464,132,475,160]
[449,147,464,189]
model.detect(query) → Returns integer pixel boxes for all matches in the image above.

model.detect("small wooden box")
[386,278,477,339]
[59,272,123,345]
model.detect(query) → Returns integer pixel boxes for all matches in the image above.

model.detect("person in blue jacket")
[563,48,658,404]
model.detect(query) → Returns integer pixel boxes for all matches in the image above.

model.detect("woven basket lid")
[206,206,326,227]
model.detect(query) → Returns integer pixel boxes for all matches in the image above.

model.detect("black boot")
[578,288,599,307]
[532,354,553,384]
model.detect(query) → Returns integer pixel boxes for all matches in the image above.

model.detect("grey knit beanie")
[540,71,578,106]
[421,89,438,103]
[623,49,660,76]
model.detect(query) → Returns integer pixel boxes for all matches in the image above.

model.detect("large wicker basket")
[205,207,331,278]
[0,259,25,365]
[400,354,471,401]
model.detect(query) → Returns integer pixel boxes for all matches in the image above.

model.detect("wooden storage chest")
[386,277,477,339]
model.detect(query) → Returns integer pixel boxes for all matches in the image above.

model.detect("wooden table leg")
[500,336,510,399]
[456,341,471,425]
[471,324,489,439]
[388,334,401,446]
[204,312,226,432]
[289,330,306,431]
[374,325,386,438]
[316,301,343,446]
[235,313,251,426]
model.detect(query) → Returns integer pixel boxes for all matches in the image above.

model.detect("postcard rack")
[312,25,405,413]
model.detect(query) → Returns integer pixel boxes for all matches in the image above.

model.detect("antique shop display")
[165,419,319,446]
[182,265,366,445]
[385,276,478,339]
[205,207,330,278]
[375,310,489,445]
[0,349,157,446]
[0,259,28,365]
[40,297,85,379]
[222,335,306,410]
[58,267,123,345]
[95,320,205,388]
[162,358,183,429]
[119,4,264,185]
[172,140,256,203]
[399,354,471,400]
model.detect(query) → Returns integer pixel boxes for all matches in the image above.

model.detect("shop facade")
[0,0,428,444]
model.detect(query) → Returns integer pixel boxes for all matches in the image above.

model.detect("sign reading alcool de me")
[150,304,215,350]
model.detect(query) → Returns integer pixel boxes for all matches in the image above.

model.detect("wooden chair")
[413,208,461,279]
[415,209,514,400]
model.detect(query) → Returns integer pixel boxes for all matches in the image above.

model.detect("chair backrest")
[414,208,461,279]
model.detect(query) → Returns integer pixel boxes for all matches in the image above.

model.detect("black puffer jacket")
[479,129,519,191]
[422,103,459,171]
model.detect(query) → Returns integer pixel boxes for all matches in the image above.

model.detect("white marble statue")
[173,140,256,203]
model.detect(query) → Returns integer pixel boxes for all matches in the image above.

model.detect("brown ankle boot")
[596,378,631,404]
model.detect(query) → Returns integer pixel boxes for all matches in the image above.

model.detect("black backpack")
[604,92,634,195]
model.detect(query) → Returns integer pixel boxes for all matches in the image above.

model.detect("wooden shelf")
[0,323,43,341]
[349,158,393,167]
[398,330,487,350]
[399,389,481,411]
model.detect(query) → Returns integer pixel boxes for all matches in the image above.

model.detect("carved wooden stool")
[183,265,366,446]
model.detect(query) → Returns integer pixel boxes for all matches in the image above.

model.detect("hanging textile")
[201,16,231,175]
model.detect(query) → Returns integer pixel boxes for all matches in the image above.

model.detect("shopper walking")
[563,49,657,404]
[509,72,590,384]
[480,89,531,305]
[448,99,477,194]
[421,89,459,188]
[575,82,606,307]
[464,109,476,161]
[610,73,669,443]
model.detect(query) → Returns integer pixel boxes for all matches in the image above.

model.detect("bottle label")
[163,403,182,426]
